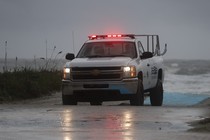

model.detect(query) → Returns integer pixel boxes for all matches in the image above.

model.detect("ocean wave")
[164,72,210,95]
[165,59,210,75]
[164,60,210,95]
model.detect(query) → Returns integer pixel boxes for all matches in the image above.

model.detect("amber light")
[130,66,136,77]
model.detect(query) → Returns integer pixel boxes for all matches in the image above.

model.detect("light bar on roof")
[88,34,135,40]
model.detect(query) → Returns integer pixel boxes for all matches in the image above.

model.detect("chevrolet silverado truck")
[62,34,167,106]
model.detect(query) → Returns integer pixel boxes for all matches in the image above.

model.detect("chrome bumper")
[62,78,138,96]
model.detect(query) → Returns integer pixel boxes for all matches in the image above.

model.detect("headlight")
[63,68,71,79]
[123,66,136,78]
[64,68,70,73]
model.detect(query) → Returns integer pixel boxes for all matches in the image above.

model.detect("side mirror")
[65,53,75,60]
[160,44,167,56]
[141,52,153,59]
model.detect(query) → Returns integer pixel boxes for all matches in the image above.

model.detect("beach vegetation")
[0,68,62,102]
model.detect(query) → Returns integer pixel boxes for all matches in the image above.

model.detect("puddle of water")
[144,92,209,106]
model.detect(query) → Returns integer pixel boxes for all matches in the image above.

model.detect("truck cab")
[62,34,167,106]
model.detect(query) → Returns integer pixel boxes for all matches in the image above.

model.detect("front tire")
[130,80,144,106]
[62,94,77,105]
[150,79,163,106]
[90,101,102,106]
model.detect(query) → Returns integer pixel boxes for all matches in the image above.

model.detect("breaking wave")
[164,60,210,95]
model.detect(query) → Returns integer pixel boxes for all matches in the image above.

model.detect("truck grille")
[71,67,122,81]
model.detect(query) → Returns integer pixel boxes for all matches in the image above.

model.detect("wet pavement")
[0,92,210,140]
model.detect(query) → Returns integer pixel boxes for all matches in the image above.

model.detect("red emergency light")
[107,34,122,37]
[91,35,96,38]
[88,34,135,40]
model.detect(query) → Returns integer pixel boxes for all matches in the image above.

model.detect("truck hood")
[65,57,133,67]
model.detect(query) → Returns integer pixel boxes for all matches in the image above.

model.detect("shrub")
[0,69,62,102]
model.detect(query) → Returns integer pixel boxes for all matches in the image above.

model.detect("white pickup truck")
[62,34,167,106]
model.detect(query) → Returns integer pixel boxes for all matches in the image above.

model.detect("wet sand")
[189,97,210,132]
[194,97,210,107]
[0,92,210,140]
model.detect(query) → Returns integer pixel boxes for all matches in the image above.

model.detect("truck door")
[137,41,151,90]
[147,57,155,88]
[140,58,150,90]
[150,56,160,87]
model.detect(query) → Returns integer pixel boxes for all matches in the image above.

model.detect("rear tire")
[130,80,144,106]
[62,94,77,105]
[150,79,163,106]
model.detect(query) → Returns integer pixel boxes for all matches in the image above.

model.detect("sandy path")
[0,92,210,140]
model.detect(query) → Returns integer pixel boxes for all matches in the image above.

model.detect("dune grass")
[0,68,62,102]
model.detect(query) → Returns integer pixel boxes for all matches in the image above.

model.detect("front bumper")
[62,78,138,100]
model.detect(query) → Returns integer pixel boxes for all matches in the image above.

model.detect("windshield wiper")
[86,54,129,58]
[103,55,128,57]
[86,55,104,58]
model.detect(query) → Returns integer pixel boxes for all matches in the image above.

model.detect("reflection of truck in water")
[62,34,167,106]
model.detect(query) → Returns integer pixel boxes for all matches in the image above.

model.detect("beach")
[0,59,210,139]
[0,92,210,140]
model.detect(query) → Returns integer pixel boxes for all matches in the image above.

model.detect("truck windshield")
[77,42,137,58]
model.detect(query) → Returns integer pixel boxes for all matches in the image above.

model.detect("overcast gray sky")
[0,0,210,60]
